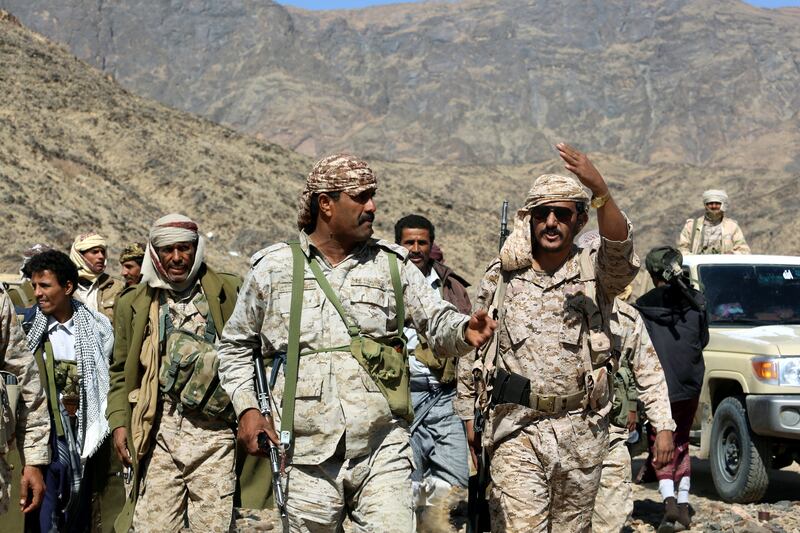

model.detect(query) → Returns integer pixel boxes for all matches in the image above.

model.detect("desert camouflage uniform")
[593,300,669,532]
[0,290,50,515]
[218,231,472,533]
[677,217,750,255]
[133,286,235,532]
[471,227,674,532]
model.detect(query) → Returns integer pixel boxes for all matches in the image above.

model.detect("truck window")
[697,264,800,326]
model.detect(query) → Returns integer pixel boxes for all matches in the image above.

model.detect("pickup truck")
[685,254,800,503]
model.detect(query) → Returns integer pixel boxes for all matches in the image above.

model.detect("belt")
[523,390,585,414]
[492,368,585,415]
[410,375,454,393]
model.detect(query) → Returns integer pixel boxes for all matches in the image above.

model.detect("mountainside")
[0,10,797,288]
[2,0,798,171]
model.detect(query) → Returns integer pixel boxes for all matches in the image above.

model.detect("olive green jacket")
[107,265,272,531]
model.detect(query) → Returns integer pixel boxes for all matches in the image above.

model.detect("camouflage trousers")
[592,425,633,533]
[133,399,236,532]
[284,439,414,533]
[0,455,9,515]
[489,425,603,533]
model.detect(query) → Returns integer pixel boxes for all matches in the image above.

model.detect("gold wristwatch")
[591,191,611,209]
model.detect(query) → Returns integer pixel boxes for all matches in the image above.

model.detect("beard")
[705,208,724,223]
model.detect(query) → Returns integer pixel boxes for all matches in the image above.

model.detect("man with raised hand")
[217,154,495,532]
[470,144,674,531]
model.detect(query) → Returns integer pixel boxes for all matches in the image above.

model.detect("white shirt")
[75,279,100,313]
[405,267,442,378]
[47,315,77,362]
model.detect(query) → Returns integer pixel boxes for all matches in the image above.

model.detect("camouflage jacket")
[0,290,50,465]
[457,229,673,467]
[217,232,472,465]
[678,216,750,255]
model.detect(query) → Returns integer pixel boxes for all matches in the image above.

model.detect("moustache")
[358,213,375,225]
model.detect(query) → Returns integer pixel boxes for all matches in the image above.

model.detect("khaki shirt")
[678,216,750,255]
[218,232,472,465]
[0,291,50,465]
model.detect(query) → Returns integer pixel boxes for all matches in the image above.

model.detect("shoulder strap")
[578,248,603,333]
[387,252,404,331]
[43,341,65,437]
[485,270,509,373]
[280,242,307,448]
[307,258,361,337]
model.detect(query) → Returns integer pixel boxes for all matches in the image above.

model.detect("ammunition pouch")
[491,368,584,414]
[0,372,18,453]
[350,336,413,422]
[159,304,235,424]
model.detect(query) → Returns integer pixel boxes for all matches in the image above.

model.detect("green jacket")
[107,265,272,531]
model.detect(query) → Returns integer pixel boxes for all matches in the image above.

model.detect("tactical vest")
[277,242,412,450]
[157,292,235,423]
[481,247,618,416]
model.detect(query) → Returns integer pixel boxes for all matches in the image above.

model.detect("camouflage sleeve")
[218,268,269,417]
[677,219,693,254]
[0,293,50,466]
[455,260,501,420]
[596,214,640,299]
[730,222,751,254]
[630,319,676,432]
[403,261,472,358]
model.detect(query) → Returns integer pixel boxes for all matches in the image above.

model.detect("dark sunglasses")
[530,205,576,222]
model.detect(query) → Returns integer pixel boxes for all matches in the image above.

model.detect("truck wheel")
[709,396,770,503]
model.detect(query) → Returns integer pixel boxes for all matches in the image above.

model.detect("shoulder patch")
[375,240,409,260]
[250,242,290,268]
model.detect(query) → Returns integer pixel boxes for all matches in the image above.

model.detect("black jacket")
[634,284,709,403]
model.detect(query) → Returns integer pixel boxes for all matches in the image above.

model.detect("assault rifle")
[253,350,288,518]
[468,200,509,533]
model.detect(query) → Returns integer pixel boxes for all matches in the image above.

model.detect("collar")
[47,314,75,335]
[299,230,374,267]
[520,246,581,290]
[426,267,441,289]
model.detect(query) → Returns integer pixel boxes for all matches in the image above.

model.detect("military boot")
[657,497,681,533]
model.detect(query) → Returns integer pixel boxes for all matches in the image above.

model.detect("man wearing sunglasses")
[468,143,675,531]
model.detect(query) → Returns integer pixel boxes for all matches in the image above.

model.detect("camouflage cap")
[119,242,145,264]
[645,246,683,277]
[297,153,378,229]
[522,174,590,212]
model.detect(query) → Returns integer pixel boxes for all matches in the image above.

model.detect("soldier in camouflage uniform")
[0,287,49,516]
[463,144,675,532]
[677,189,750,255]
[108,214,242,532]
[217,153,496,532]
[592,296,668,533]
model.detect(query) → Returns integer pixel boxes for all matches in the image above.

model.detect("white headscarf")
[140,214,206,292]
[702,189,729,211]
[69,232,107,282]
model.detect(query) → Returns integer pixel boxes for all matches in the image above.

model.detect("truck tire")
[709,396,770,503]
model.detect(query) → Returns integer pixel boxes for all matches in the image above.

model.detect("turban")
[70,232,107,282]
[499,175,590,271]
[140,214,205,292]
[702,189,728,211]
[119,243,146,264]
[297,153,377,230]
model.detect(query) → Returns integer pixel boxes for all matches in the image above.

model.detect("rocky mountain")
[1,0,798,171]
[0,10,797,288]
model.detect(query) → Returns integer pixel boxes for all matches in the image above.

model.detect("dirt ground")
[626,446,800,533]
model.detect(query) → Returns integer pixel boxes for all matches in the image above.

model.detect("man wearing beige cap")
[464,144,675,531]
[678,189,750,255]
[217,153,496,531]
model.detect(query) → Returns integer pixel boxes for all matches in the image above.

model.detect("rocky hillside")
[2,0,798,171]
[0,11,797,287]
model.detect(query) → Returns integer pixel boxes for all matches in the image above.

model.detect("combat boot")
[657,497,680,533]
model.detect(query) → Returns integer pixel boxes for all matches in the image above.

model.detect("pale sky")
[279,0,800,10]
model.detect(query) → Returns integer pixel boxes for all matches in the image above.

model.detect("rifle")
[253,349,288,518]
[468,200,510,533]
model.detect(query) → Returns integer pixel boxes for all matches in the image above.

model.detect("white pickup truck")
[685,254,800,503]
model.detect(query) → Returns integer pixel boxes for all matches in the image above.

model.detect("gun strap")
[486,270,509,375]
[280,242,306,448]
[43,340,65,437]
[387,252,405,330]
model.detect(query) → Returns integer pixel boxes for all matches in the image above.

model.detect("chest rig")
[482,247,619,416]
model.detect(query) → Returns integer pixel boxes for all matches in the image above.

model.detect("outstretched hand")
[556,143,607,196]
[465,309,496,348]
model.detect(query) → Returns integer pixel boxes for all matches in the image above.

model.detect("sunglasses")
[531,205,577,222]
